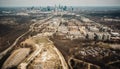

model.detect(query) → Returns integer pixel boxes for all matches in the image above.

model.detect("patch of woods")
[50,36,120,69]
[0,16,32,52]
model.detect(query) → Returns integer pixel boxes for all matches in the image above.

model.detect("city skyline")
[0,0,120,7]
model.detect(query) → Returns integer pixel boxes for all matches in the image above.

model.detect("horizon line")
[0,5,120,8]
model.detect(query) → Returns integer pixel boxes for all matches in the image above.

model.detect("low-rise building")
[94,33,104,40]
[110,32,120,37]
[100,27,112,32]
[68,31,85,39]
[102,33,111,40]
[68,26,79,31]
[58,26,68,33]
[81,17,93,23]
[54,32,67,40]
[87,26,99,32]
[79,26,87,35]
[86,32,95,40]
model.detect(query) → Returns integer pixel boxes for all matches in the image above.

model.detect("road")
[48,39,69,69]
[0,15,53,60]
[18,44,44,69]
[0,30,30,60]
[0,14,69,69]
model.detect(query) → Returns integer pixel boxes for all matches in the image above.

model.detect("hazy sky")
[0,0,120,7]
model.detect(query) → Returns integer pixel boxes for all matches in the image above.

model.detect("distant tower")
[59,4,61,9]
[54,4,58,15]
[63,6,67,11]
[55,4,57,12]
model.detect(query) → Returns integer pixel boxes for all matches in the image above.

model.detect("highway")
[0,15,54,60]
[48,39,69,69]
[52,45,69,69]
[0,30,30,60]
[18,38,69,69]
[0,14,69,69]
